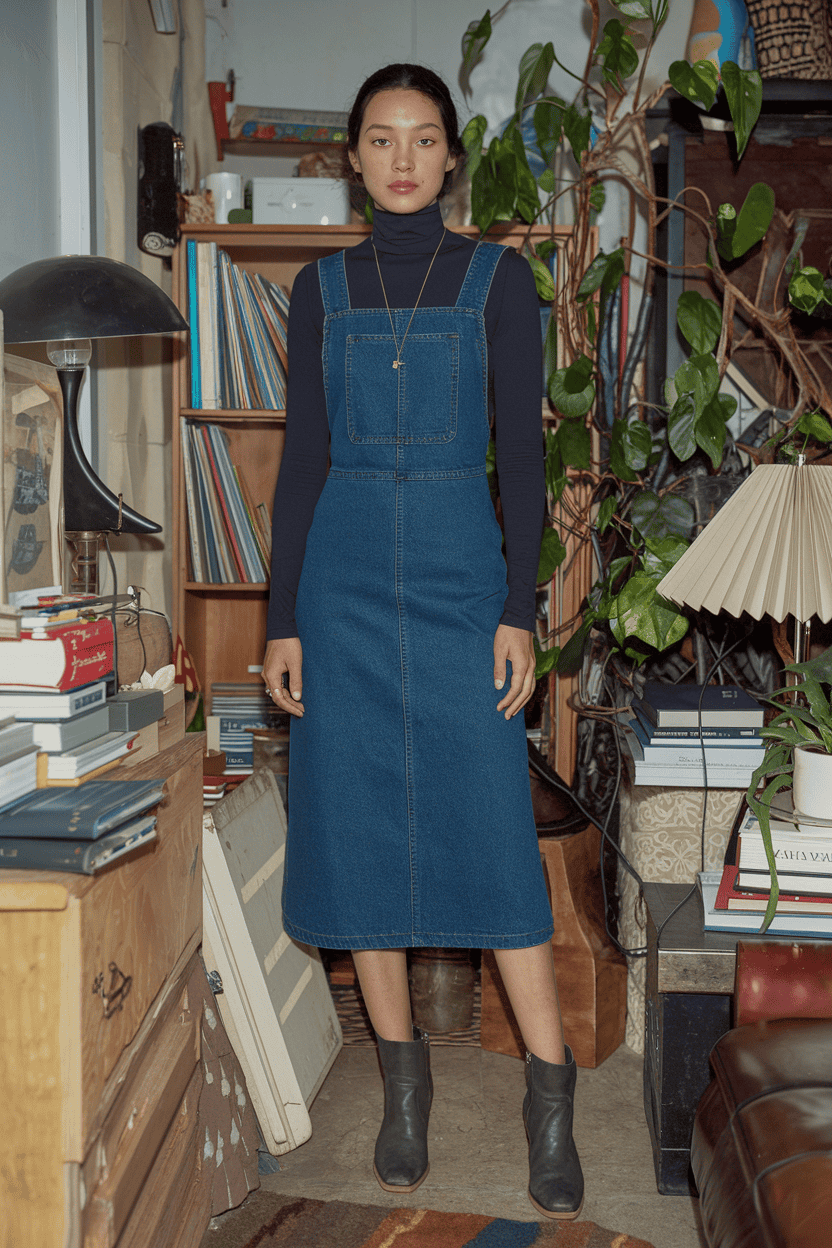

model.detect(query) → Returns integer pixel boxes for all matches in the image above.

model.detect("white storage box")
[251,177,350,225]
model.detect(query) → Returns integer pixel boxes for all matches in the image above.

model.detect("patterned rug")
[205,1192,656,1248]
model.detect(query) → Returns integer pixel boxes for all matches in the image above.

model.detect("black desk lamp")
[0,255,188,593]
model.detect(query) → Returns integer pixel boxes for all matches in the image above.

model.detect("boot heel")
[373,1026,432,1193]
[523,1047,584,1220]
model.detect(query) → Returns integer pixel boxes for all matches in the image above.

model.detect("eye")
[371,137,391,147]
[417,138,435,147]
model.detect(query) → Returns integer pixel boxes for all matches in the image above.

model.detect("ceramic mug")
[203,172,243,223]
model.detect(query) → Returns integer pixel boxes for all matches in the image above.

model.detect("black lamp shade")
[0,254,188,342]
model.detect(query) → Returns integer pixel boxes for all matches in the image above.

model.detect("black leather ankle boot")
[373,1025,432,1193]
[523,1047,584,1219]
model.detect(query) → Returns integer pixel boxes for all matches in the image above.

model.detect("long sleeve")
[490,251,546,631]
[265,266,330,639]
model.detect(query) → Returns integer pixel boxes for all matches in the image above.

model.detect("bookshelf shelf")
[172,220,566,706]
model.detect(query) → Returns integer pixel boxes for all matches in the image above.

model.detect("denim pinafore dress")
[281,242,553,951]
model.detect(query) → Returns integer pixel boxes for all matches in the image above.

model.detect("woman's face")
[348,88,456,215]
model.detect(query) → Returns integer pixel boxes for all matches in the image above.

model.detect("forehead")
[361,88,445,132]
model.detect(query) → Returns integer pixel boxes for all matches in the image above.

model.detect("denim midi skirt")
[281,243,554,951]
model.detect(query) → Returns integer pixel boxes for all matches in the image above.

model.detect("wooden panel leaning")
[480,822,627,1069]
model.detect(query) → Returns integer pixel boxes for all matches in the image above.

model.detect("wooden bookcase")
[171,222,568,714]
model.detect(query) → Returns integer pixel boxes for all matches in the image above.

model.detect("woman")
[262,63,583,1221]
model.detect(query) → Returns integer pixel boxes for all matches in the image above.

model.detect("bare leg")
[352,948,413,1041]
[493,942,565,1064]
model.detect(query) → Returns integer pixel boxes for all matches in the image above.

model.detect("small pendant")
[392,361,400,369]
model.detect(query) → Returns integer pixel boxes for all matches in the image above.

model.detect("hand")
[494,624,536,720]
[262,637,305,718]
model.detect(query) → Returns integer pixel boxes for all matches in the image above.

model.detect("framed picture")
[1,348,63,601]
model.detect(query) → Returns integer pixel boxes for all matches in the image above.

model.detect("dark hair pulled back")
[345,63,465,199]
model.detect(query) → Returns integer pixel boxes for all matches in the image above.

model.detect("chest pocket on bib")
[345,333,459,443]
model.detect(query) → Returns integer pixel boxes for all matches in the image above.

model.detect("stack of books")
[185,240,290,411]
[207,682,287,775]
[0,778,166,874]
[622,681,764,787]
[181,420,271,584]
[0,718,39,809]
[699,799,832,935]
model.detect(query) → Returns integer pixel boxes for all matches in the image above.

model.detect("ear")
[348,149,362,175]
[445,153,457,173]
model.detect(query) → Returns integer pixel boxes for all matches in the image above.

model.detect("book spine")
[0,839,91,873]
[186,239,201,409]
[205,425,264,580]
[180,421,206,583]
[197,242,218,409]
[1,620,114,692]
[199,425,248,580]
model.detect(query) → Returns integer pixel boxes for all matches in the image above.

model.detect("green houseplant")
[747,645,832,930]
[459,1,832,676]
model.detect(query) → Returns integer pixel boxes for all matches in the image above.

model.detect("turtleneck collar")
[371,201,446,255]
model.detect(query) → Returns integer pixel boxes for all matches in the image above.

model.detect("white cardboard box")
[251,176,350,225]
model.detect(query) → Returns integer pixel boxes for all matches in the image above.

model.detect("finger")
[496,656,526,714]
[285,656,303,704]
[496,648,536,717]
[493,642,508,692]
[271,682,304,717]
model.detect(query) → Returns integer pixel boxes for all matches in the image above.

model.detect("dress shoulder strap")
[317,251,351,315]
[454,241,507,312]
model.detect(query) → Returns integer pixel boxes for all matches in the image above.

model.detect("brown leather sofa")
[690,942,832,1248]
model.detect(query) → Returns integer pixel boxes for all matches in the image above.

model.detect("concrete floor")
[253,1043,706,1248]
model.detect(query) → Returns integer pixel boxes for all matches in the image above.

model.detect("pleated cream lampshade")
[656,463,832,624]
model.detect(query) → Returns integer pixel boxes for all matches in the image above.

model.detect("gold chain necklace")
[372,227,446,369]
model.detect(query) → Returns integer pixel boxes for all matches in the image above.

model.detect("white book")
[45,730,137,780]
[0,679,108,720]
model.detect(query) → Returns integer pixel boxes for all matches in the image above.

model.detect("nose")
[393,146,414,172]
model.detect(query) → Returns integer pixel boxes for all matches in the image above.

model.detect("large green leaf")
[676,290,722,354]
[642,535,690,575]
[610,418,651,480]
[696,393,734,468]
[557,418,591,469]
[538,167,555,193]
[668,58,718,111]
[537,524,567,583]
[630,490,695,543]
[596,18,639,90]
[549,354,595,418]
[610,571,689,650]
[557,617,593,674]
[533,98,564,166]
[544,430,565,501]
[667,393,696,460]
[542,310,558,387]
[675,352,720,413]
[528,255,555,302]
[508,124,542,222]
[534,638,561,678]
[461,11,492,96]
[789,266,832,316]
[516,42,555,111]
[576,247,625,302]
[716,182,775,261]
[563,103,592,168]
[461,114,488,185]
[795,409,832,444]
[596,494,618,534]
[721,61,762,159]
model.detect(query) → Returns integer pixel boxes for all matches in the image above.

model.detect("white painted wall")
[0,0,61,281]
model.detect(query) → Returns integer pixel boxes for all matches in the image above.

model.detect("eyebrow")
[364,122,443,132]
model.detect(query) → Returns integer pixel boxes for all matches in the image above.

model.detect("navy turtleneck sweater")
[266,201,546,639]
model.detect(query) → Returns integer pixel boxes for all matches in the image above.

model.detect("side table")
[641,882,798,1195]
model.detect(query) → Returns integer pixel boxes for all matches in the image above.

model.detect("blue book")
[634,682,764,729]
[187,239,201,409]
[0,814,158,873]
[0,778,167,839]
[633,705,760,742]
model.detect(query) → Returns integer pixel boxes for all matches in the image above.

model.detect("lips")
[388,181,417,193]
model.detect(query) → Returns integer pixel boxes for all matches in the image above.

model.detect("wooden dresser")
[0,734,213,1248]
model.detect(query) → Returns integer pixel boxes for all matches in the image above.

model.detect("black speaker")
[137,122,183,257]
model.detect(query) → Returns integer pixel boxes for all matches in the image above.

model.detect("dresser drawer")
[82,952,201,1246]
[75,738,203,1153]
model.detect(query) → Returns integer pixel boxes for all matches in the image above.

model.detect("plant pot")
[793,745,832,820]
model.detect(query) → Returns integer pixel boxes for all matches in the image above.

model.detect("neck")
[371,201,445,254]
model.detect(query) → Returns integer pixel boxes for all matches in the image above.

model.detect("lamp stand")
[65,530,104,595]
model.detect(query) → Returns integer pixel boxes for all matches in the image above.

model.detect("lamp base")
[65,530,103,595]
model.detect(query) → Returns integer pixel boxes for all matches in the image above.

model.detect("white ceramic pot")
[792,745,832,820]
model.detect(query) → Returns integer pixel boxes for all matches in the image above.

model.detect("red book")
[0,617,114,692]
[715,863,832,915]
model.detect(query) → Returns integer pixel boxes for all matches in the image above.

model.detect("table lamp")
[656,458,832,665]
[0,254,188,593]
